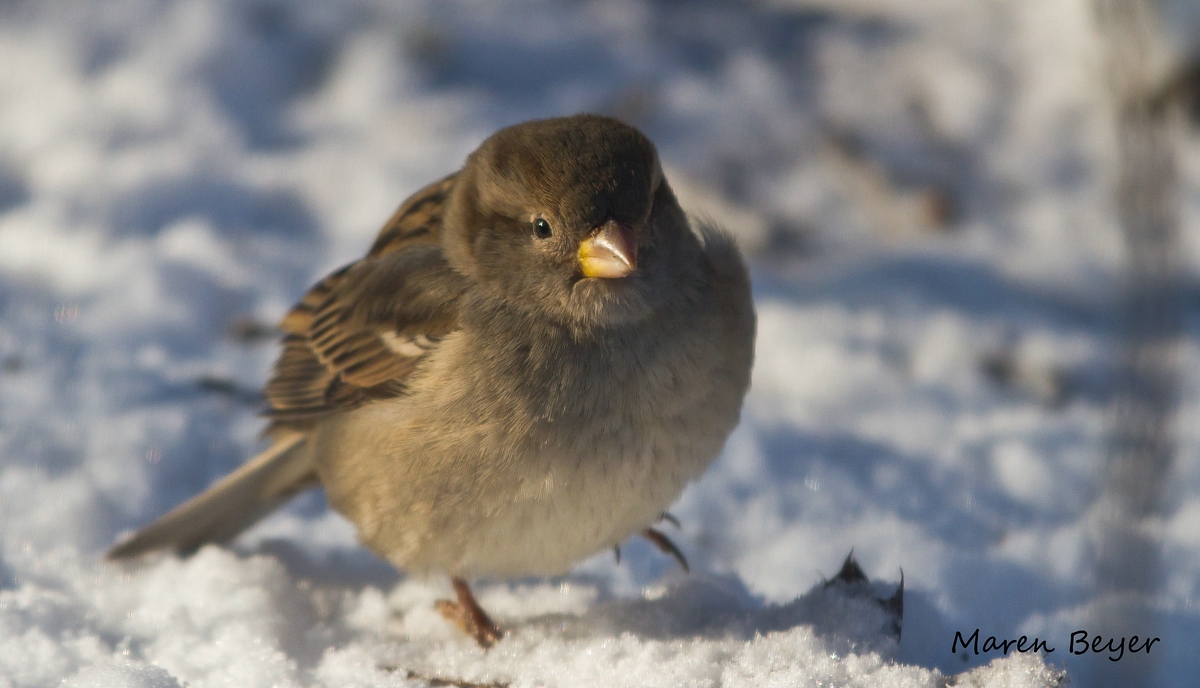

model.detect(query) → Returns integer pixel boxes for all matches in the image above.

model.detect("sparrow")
[108,114,756,648]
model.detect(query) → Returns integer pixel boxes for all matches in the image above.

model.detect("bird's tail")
[107,431,317,559]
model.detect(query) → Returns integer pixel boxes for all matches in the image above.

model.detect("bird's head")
[443,114,701,328]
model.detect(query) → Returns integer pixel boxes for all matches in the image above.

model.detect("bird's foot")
[641,527,690,573]
[435,577,503,649]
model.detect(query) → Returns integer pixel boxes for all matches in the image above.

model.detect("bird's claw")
[641,527,690,573]
[436,578,503,648]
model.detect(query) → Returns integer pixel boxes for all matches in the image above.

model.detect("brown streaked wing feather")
[266,174,462,425]
[367,173,457,258]
[263,336,339,415]
[303,247,462,391]
[276,174,456,337]
[278,264,354,336]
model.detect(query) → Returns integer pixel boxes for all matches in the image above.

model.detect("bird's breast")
[315,304,748,577]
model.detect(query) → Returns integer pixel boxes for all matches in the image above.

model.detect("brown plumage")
[108,115,756,648]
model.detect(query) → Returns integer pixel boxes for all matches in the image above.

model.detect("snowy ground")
[3,0,1200,686]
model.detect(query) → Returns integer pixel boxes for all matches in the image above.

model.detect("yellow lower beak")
[579,221,637,279]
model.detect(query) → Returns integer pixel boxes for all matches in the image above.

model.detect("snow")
[2,0,1199,686]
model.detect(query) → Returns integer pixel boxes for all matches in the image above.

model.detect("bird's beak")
[578,220,637,279]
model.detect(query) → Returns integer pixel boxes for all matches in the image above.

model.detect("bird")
[107,114,756,648]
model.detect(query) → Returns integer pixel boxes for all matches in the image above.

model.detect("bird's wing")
[265,174,467,425]
[368,172,458,258]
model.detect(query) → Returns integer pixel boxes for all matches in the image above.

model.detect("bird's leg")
[641,527,690,573]
[659,511,681,529]
[435,577,503,648]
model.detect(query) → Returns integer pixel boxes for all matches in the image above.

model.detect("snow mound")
[1,546,1061,688]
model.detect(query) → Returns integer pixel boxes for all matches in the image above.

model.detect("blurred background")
[2,0,1200,686]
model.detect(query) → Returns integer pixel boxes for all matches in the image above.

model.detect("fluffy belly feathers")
[314,385,730,577]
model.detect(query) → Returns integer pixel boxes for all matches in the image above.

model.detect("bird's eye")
[533,218,553,239]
